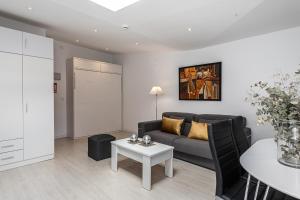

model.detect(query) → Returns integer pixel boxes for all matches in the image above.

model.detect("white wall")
[115,27,300,143]
[54,40,113,138]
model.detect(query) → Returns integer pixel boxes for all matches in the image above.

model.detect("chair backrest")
[198,114,250,155]
[208,119,241,196]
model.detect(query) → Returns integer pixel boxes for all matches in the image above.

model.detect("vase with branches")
[246,68,300,168]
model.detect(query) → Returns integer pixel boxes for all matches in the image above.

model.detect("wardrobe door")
[0,52,23,141]
[0,26,22,54]
[23,32,53,59]
[23,56,54,160]
[98,73,122,132]
[73,70,121,138]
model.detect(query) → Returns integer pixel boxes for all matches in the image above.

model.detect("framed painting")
[179,62,222,101]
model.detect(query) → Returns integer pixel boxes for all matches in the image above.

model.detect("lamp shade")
[149,86,163,95]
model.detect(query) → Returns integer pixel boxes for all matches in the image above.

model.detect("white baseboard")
[55,135,67,139]
[55,133,67,139]
[0,154,54,172]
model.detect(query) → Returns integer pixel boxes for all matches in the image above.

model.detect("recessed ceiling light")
[135,42,139,45]
[93,29,98,33]
[122,24,129,30]
[88,0,140,12]
[187,28,192,32]
[105,48,109,51]
[27,6,32,11]
[76,39,80,43]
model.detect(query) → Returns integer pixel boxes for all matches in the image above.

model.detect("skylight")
[89,0,140,12]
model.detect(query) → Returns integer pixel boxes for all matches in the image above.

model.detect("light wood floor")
[0,132,216,200]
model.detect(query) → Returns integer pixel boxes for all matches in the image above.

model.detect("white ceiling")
[0,0,299,54]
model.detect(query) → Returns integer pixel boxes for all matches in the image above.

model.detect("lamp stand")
[155,94,158,120]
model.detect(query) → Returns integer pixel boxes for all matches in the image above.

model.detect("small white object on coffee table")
[111,138,174,190]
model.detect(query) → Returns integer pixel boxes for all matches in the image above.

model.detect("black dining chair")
[208,120,299,200]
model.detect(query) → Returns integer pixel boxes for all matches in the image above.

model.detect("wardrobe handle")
[1,156,14,161]
[25,103,28,113]
[24,38,28,49]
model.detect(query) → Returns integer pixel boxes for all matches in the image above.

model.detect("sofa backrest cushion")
[181,122,191,136]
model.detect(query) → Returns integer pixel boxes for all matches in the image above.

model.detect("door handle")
[25,103,28,113]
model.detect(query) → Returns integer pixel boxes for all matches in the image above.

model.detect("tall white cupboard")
[0,26,54,171]
[67,57,122,139]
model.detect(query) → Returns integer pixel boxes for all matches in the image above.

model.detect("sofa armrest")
[138,120,162,137]
[243,127,252,146]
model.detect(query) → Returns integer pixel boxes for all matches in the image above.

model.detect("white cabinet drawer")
[23,32,53,59]
[0,139,23,154]
[0,150,23,166]
[0,26,22,54]
[100,63,122,74]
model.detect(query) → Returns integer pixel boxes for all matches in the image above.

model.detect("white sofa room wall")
[114,26,300,143]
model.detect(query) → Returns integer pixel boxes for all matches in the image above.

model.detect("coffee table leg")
[165,157,173,177]
[111,144,118,172]
[142,156,151,190]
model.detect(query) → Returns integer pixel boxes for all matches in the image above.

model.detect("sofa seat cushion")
[145,130,182,146]
[173,138,212,159]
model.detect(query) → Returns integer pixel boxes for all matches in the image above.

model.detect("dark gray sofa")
[138,112,251,170]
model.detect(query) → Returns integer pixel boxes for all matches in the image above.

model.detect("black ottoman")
[88,134,116,161]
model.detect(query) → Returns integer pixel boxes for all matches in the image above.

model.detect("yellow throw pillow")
[188,121,208,141]
[162,117,184,135]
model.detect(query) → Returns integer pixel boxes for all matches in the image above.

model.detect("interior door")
[0,52,23,141]
[74,70,122,138]
[23,56,54,160]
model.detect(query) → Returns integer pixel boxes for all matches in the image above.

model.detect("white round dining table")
[240,138,300,199]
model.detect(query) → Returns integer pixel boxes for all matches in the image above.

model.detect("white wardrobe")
[0,26,54,171]
[67,57,122,139]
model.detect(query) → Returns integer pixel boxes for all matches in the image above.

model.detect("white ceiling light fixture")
[93,28,98,32]
[187,28,192,32]
[27,6,32,11]
[75,39,80,43]
[88,0,140,12]
[122,24,129,30]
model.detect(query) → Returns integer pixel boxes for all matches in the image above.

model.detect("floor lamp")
[149,86,163,120]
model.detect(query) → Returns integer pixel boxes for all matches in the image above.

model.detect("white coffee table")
[111,138,174,190]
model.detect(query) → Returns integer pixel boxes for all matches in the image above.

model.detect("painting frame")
[179,62,222,101]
